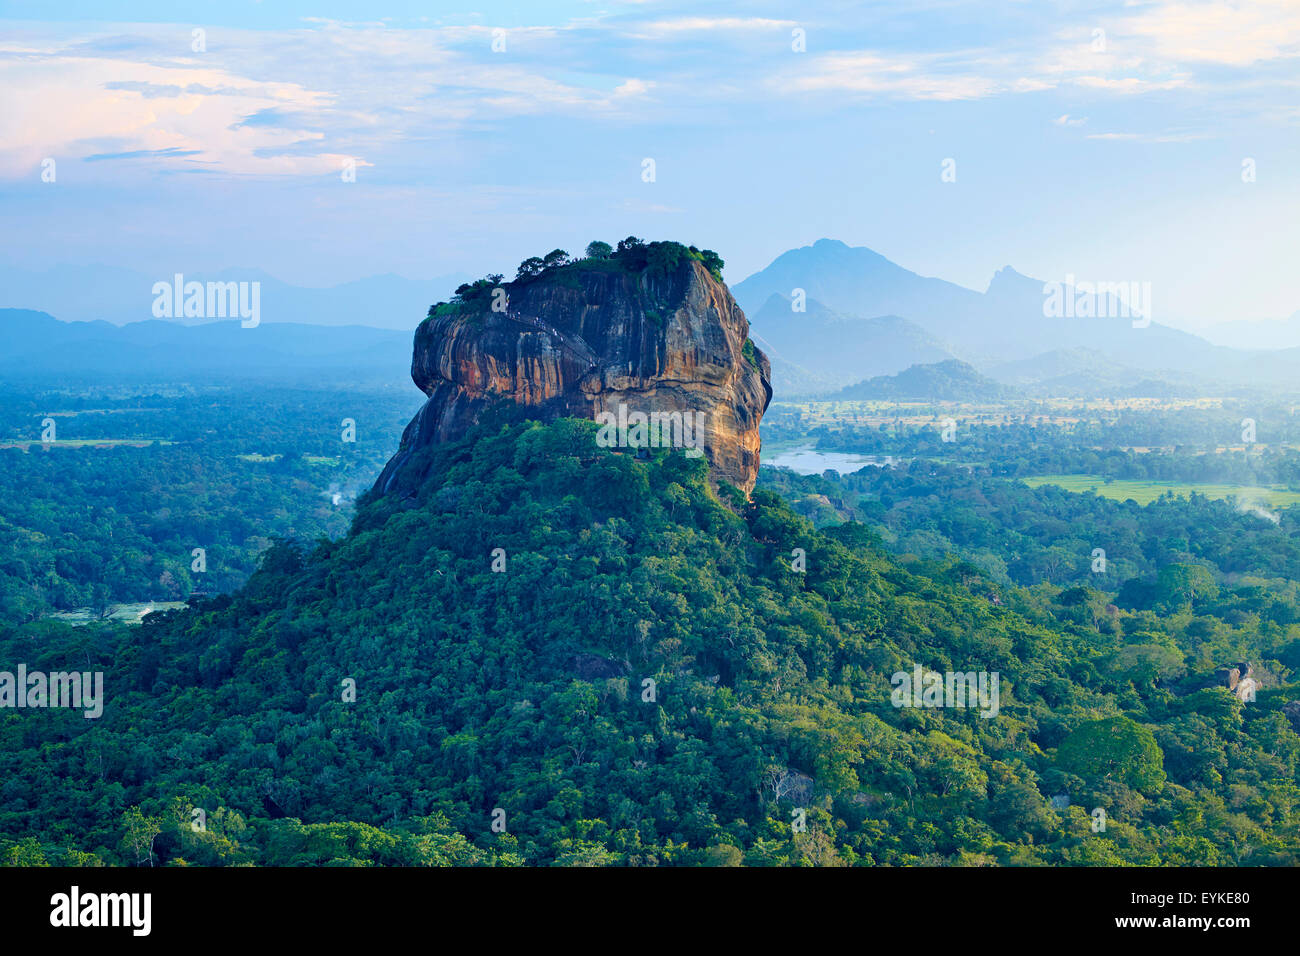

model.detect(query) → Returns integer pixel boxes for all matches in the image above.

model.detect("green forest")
[3,411,1298,866]
[0,384,421,621]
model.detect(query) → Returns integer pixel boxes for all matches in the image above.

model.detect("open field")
[1023,474,1300,508]
[0,439,174,450]
[45,601,189,626]
[769,398,1244,430]
[39,408,167,416]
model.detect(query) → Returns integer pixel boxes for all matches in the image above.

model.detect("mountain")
[760,354,847,398]
[0,308,413,382]
[6,244,1298,870]
[14,409,1290,867]
[1202,311,1300,350]
[986,348,1202,398]
[732,240,1230,379]
[376,242,772,494]
[988,347,1126,386]
[831,359,1015,402]
[748,293,953,394]
[0,263,471,330]
[732,240,983,344]
[0,413,1202,866]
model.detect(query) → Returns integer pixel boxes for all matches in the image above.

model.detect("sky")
[1,0,1297,330]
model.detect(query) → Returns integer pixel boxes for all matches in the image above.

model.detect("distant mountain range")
[5,241,1298,397]
[826,355,1208,403]
[1201,311,1300,350]
[0,264,470,331]
[747,295,953,394]
[987,348,1203,399]
[734,239,1297,397]
[0,309,412,383]
[830,359,1013,402]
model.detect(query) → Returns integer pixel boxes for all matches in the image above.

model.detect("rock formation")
[374,247,772,495]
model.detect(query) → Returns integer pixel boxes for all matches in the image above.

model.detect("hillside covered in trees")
[3,417,1297,866]
[830,360,1016,402]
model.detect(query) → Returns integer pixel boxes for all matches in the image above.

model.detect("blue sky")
[2,0,1297,329]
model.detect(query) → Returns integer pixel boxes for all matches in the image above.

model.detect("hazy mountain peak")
[988,264,1026,283]
[985,265,1038,298]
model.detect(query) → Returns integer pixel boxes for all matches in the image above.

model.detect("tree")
[4,837,49,866]
[1156,563,1217,608]
[702,843,744,866]
[987,762,1054,843]
[585,240,613,259]
[121,807,164,866]
[645,241,688,280]
[1108,644,1185,687]
[1056,717,1166,795]
[698,248,724,279]
[515,257,545,280]
[794,824,847,867]
[542,249,570,269]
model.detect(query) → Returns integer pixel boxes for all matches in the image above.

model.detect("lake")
[762,446,898,475]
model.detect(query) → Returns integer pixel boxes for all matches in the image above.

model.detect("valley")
[2,242,1298,874]
[3,0,1297,930]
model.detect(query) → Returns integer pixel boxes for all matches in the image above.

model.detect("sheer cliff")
[375,247,772,495]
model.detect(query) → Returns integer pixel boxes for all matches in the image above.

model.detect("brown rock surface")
[375,255,772,495]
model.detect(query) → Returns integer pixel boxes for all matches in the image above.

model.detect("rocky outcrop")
[375,254,772,495]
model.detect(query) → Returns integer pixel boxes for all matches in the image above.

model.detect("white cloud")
[1085,129,1213,142]
[1118,0,1300,66]
[0,49,353,178]
[614,78,652,96]
[1073,75,1189,92]
[3,2,1293,180]
[778,51,1004,101]
[776,3,1296,106]
[0,20,653,180]
[630,17,798,37]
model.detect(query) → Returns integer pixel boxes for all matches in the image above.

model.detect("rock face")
[374,255,772,495]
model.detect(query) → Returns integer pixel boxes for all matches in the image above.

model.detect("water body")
[763,446,898,475]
